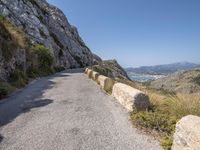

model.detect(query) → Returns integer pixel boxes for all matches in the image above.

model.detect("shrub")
[193,75,200,86]
[131,111,177,135]
[31,44,54,76]
[0,81,15,99]
[161,136,173,150]
[26,66,39,78]
[0,87,8,98]
[54,66,65,72]
[9,69,28,88]
[92,66,112,77]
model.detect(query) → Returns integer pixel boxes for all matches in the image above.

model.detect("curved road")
[0,69,161,150]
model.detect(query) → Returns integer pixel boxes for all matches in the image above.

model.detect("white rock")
[172,115,200,150]
[112,83,150,112]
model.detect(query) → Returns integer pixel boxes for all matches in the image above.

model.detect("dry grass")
[161,92,200,118]
[0,16,27,48]
[128,80,200,150]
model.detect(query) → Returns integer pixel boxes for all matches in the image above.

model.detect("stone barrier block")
[112,83,150,112]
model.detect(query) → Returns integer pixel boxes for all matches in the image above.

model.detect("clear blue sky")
[47,0,200,67]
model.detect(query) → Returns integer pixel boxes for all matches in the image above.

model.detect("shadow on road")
[21,99,53,113]
[0,69,84,127]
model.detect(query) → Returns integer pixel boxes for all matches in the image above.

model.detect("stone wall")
[85,68,150,111]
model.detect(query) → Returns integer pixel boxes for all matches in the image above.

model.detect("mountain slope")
[126,62,199,75]
[150,68,200,93]
[92,60,130,80]
[0,0,100,80]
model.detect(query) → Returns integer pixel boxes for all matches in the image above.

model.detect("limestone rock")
[112,83,150,112]
[0,0,101,80]
[172,115,200,150]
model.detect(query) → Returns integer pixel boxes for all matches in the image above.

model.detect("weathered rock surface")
[0,0,100,80]
[112,83,150,112]
[172,115,200,150]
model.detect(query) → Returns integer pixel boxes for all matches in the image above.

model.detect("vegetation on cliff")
[91,60,129,80]
[0,17,64,99]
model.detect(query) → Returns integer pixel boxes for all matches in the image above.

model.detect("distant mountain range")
[125,62,200,75]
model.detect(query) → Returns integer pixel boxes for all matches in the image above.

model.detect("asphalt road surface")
[0,69,161,150]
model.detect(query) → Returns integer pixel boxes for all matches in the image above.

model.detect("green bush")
[92,66,112,77]
[0,87,8,98]
[161,136,173,150]
[131,111,177,135]
[0,81,15,99]
[26,66,39,78]
[9,69,28,88]
[193,75,200,86]
[32,44,54,76]
[54,66,65,72]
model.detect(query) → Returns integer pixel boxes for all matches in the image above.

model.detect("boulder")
[97,75,114,92]
[112,83,150,112]
[172,115,200,150]
[92,71,100,81]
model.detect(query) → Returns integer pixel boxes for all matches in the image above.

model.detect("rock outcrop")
[91,60,129,80]
[0,0,101,80]
[172,115,200,150]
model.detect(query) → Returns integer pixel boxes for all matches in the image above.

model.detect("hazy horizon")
[47,0,200,67]
[124,61,200,68]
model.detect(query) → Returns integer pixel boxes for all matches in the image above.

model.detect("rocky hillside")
[91,60,129,80]
[0,0,101,81]
[150,68,200,93]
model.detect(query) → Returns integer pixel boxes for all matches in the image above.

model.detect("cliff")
[0,0,101,80]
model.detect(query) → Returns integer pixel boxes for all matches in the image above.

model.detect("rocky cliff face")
[0,0,101,80]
